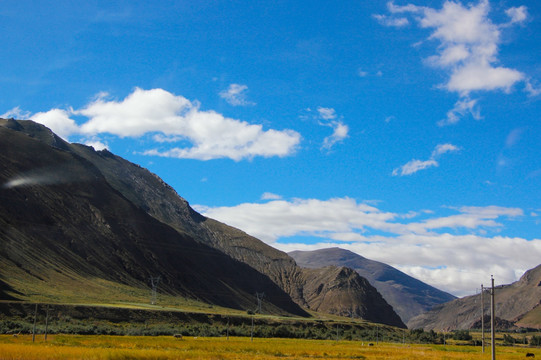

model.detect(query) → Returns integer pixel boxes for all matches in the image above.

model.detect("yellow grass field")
[0,334,539,360]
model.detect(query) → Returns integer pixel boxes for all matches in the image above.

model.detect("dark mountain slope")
[0,119,304,315]
[70,145,404,326]
[408,264,541,331]
[66,140,307,307]
[0,119,405,327]
[289,248,456,324]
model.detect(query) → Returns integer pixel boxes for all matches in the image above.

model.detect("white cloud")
[393,143,460,176]
[15,88,300,161]
[378,0,535,124]
[505,6,527,24]
[525,79,541,96]
[432,143,460,157]
[201,197,396,243]
[317,107,337,120]
[84,139,108,151]
[387,2,424,14]
[393,159,438,176]
[219,83,255,106]
[199,197,539,296]
[373,14,409,27]
[315,107,349,150]
[446,62,524,94]
[402,205,522,234]
[1,106,32,120]
[77,88,192,137]
[418,0,525,94]
[261,192,282,200]
[30,108,79,140]
[322,121,349,150]
[438,98,481,126]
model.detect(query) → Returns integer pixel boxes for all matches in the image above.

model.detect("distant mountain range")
[408,264,541,331]
[0,119,405,327]
[289,248,456,326]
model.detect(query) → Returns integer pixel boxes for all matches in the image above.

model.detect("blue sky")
[1,0,540,296]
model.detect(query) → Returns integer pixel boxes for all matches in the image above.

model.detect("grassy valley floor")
[0,335,540,360]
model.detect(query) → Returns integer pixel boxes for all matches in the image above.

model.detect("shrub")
[530,335,541,347]
[452,330,472,341]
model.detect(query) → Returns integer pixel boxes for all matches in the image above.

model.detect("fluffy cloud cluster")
[7,88,300,161]
[376,0,538,125]
[393,143,460,176]
[198,197,540,296]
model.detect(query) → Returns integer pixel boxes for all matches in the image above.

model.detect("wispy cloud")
[199,197,537,296]
[373,14,409,27]
[505,127,525,148]
[438,98,481,126]
[317,107,337,120]
[505,6,528,25]
[315,107,349,150]
[261,192,282,200]
[201,197,396,243]
[393,143,460,176]
[1,106,31,120]
[357,69,368,77]
[377,0,535,124]
[15,88,300,161]
[219,83,255,106]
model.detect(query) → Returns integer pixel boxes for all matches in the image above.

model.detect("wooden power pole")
[481,284,485,353]
[491,276,495,360]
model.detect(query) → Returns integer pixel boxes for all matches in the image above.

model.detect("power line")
[255,292,265,314]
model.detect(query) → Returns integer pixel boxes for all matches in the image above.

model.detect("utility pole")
[481,284,485,353]
[150,276,161,305]
[491,276,496,360]
[255,292,265,314]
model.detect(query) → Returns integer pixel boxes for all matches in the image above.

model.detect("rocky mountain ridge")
[289,247,456,325]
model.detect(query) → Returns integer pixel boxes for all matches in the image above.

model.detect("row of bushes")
[3,311,539,346]
[0,317,406,342]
